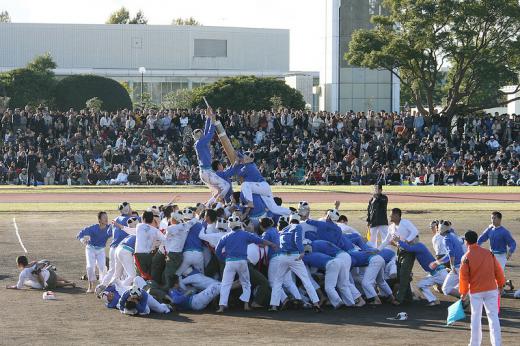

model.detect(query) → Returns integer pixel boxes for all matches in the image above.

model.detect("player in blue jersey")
[193,109,230,204]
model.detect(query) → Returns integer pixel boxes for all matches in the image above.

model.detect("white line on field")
[13,217,28,253]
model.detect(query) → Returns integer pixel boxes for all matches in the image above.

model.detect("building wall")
[0,23,289,72]
[285,75,314,108]
[321,0,399,113]
[0,23,291,105]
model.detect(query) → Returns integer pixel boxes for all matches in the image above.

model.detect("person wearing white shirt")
[337,215,360,235]
[6,256,75,290]
[125,117,136,130]
[115,135,127,149]
[100,113,112,128]
[134,211,165,280]
[161,211,198,289]
[430,220,448,263]
[379,208,419,305]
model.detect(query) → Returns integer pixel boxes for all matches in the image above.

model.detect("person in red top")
[459,230,505,346]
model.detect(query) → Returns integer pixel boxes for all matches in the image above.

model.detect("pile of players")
[74,194,516,317]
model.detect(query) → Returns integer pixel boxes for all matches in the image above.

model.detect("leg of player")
[259,195,291,216]
[190,283,222,311]
[362,255,385,305]
[324,258,343,308]
[217,261,240,313]
[85,247,98,293]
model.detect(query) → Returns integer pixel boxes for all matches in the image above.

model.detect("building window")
[194,39,227,57]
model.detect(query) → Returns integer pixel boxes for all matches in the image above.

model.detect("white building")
[321,0,399,113]
[0,23,317,106]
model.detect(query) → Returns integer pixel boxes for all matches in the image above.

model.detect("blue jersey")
[443,231,465,267]
[195,118,215,168]
[76,224,111,248]
[344,233,373,251]
[216,229,264,261]
[311,240,343,257]
[478,225,516,255]
[103,284,121,309]
[183,223,204,252]
[399,241,438,273]
[306,220,343,247]
[239,163,265,183]
[110,215,132,248]
[349,251,373,267]
[303,252,332,270]
[262,227,281,260]
[279,224,304,253]
[120,235,136,252]
[168,288,192,311]
[378,248,396,263]
[118,290,149,314]
[241,192,267,218]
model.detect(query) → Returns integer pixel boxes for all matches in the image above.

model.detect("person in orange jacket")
[459,230,505,346]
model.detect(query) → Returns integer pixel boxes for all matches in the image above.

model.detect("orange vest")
[459,244,505,295]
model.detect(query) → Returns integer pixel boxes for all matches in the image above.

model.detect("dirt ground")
[1,209,519,346]
[1,190,519,204]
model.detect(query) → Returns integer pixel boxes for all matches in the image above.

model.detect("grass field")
[1,210,519,345]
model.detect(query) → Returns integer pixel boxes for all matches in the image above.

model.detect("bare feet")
[216,306,226,313]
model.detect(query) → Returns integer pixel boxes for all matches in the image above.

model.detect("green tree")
[54,75,132,111]
[86,97,103,112]
[106,7,130,24]
[128,10,148,24]
[26,52,57,72]
[0,54,56,108]
[0,10,10,23]
[162,88,194,109]
[172,17,201,26]
[191,76,305,111]
[345,0,520,117]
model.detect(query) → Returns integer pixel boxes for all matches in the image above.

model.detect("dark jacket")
[367,193,388,226]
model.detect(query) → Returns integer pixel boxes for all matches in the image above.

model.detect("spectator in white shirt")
[100,113,112,128]
[125,117,136,130]
[115,134,127,149]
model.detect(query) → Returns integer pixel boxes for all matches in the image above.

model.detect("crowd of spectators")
[1,105,519,186]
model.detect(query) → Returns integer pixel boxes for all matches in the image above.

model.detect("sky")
[0,0,326,72]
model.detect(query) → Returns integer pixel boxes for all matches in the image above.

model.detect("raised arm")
[477,227,491,246]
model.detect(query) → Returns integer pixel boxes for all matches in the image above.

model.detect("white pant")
[181,273,219,291]
[360,255,393,299]
[191,283,222,310]
[336,252,356,305]
[200,169,230,201]
[384,255,397,280]
[270,254,319,307]
[367,225,389,248]
[469,289,501,346]
[99,247,116,286]
[85,246,106,282]
[417,269,447,302]
[219,260,251,307]
[494,253,507,272]
[268,255,301,305]
[176,250,204,276]
[324,258,343,308]
[442,267,460,296]
[132,277,170,314]
[241,181,290,215]
[113,246,136,286]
